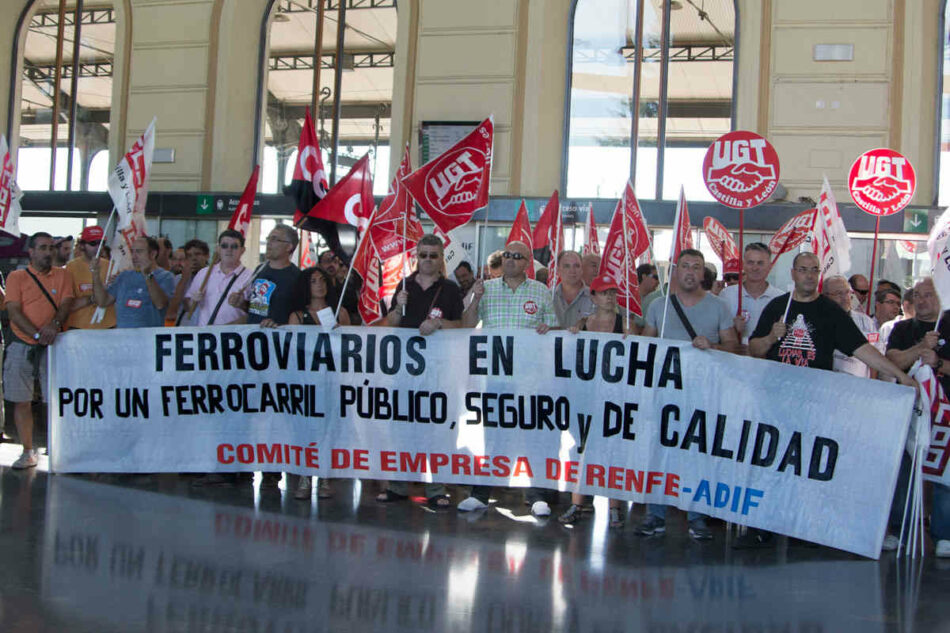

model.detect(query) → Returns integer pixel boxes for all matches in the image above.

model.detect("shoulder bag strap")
[669,294,698,340]
[24,269,59,311]
[207,267,244,325]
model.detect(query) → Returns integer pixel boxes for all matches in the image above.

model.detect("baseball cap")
[590,274,620,293]
[80,226,104,243]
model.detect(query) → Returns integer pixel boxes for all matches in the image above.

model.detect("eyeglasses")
[266,236,292,244]
[879,299,901,306]
[794,266,820,275]
[219,243,241,250]
[417,252,441,260]
[503,251,527,260]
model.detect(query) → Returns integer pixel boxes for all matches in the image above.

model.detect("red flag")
[299,230,316,268]
[532,190,562,251]
[702,216,739,264]
[381,252,414,306]
[583,208,600,256]
[286,109,348,259]
[351,233,383,325]
[291,108,329,199]
[228,165,259,237]
[371,144,424,261]
[301,153,375,231]
[506,200,535,280]
[769,208,817,257]
[402,118,493,233]
[598,186,650,316]
[670,186,693,262]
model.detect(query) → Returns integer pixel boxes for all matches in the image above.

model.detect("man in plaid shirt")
[458,240,557,515]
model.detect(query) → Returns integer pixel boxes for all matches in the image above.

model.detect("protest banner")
[50,327,914,558]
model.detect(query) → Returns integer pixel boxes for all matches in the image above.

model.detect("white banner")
[50,327,915,558]
[0,134,23,236]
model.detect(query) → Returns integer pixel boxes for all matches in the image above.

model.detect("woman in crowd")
[558,273,636,528]
[289,266,350,500]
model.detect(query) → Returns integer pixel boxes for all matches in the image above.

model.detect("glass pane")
[19,1,115,191]
[566,0,637,198]
[661,0,734,200]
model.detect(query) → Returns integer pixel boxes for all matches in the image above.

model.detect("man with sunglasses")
[65,225,115,329]
[849,274,871,312]
[184,230,254,326]
[376,234,464,509]
[459,240,557,515]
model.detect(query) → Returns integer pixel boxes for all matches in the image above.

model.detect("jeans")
[933,483,950,541]
[647,503,705,523]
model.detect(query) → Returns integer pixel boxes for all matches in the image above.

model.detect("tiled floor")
[0,447,947,632]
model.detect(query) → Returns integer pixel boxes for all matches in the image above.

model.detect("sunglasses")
[853,288,869,296]
[417,252,441,260]
[503,251,527,260]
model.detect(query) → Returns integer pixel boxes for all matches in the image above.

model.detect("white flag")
[812,175,851,279]
[0,135,23,237]
[107,117,156,276]
[928,206,950,308]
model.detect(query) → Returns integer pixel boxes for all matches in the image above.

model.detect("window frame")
[559,0,740,200]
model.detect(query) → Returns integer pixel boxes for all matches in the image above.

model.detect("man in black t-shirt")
[740,253,913,550]
[230,225,300,327]
[377,234,464,509]
[751,253,913,381]
[885,277,950,558]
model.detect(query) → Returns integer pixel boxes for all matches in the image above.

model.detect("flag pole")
[401,208,408,316]
[94,206,117,261]
[621,188,631,333]
[738,209,745,315]
[867,215,881,316]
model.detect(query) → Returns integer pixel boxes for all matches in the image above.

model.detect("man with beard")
[4,233,74,469]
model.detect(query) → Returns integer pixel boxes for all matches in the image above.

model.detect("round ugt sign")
[848,148,916,216]
[702,131,781,209]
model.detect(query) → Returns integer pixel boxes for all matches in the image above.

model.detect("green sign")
[196,195,214,215]
[903,208,927,234]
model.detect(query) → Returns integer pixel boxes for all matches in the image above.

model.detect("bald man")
[460,240,558,516]
[821,275,881,379]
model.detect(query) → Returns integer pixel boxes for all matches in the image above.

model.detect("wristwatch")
[145,271,155,281]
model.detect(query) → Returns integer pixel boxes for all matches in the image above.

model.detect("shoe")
[294,476,312,500]
[260,473,281,493]
[558,504,583,524]
[376,489,408,503]
[609,507,625,529]
[426,494,452,510]
[688,519,713,541]
[733,529,774,549]
[12,449,38,470]
[457,496,488,512]
[634,515,666,536]
[531,501,551,517]
[937,539,950,558]
[881,534,899,552]
[317,479,333,499]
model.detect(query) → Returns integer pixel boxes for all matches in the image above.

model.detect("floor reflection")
[0,469,947,632]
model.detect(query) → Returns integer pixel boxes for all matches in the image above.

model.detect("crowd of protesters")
[0,225,946,557]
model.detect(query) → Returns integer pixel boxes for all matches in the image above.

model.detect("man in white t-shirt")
[822,275,880,378]
[718,242,783,345]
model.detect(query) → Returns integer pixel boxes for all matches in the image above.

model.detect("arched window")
[938,1,950,206]
[563,0,736,200]
[257,0,395,196]
[13,1,117,191]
